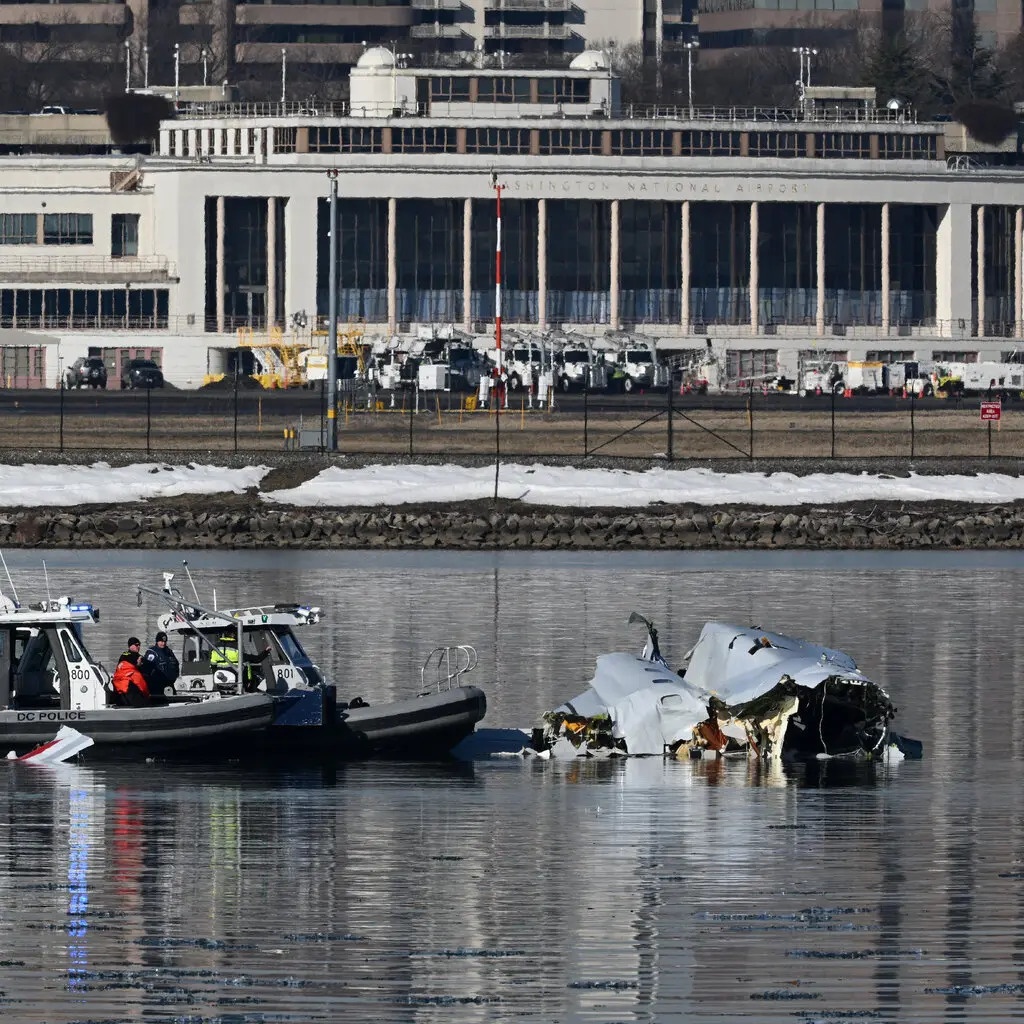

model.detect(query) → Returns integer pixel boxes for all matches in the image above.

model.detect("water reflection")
[0,552,1022,1020]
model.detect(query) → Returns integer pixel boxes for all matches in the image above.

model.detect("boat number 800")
[70,667,92,681]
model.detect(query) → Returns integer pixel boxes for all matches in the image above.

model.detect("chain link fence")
[0,385,1018,460]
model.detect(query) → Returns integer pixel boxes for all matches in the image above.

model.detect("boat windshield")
[271,626,322,685]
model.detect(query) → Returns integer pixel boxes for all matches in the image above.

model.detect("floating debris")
[924,982,1024,996]
[135,938,257,951]
[750,990,821,1000]
[787,949,923,960]
[283,932,364,943]
[568,979,638,990]
[413,948,526,959]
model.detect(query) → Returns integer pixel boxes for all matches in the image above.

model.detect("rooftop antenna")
[42,561,51,604]
[181,559,201,604]
[0,551,19,606]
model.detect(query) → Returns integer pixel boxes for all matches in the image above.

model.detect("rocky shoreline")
[4,502,1022,550]
[1,451,1023,550]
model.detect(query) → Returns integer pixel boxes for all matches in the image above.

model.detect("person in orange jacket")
[111,651,155,707]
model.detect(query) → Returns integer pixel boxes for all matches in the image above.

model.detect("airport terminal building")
[0,50,1022,386]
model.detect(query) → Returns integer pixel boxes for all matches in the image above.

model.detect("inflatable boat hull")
[268,685,488,759]
[0,693,275,758]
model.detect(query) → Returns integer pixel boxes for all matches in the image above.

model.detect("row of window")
[429,76,591,104]
[276,126,939,160]
[0,213,92,246]
[0,213,139,253]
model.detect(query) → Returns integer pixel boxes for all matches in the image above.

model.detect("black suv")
[121,359,164,390]
[65,357,107,390]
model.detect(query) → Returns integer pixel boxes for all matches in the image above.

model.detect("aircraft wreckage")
[534,615,922,761]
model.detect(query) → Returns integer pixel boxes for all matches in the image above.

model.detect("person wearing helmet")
[210,633,271,692]
[142,630,179,698]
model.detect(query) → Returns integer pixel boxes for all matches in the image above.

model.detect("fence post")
[583,385,589,456]
[408,383,415,457]
[988,419,993,459]
[233,369,240,453]
[747,379,754,460]
[58,378,64,452]
[145,384,152,454]
[830,386,836,458]
[667,375,674,462]
[910,390,915,459]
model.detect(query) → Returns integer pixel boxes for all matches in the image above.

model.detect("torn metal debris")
[533,615,921,761]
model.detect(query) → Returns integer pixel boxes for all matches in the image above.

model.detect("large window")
[43,213,92,245]
[0,214,36,245]
[465,128,532,154]
[308,127,381,153]
[611,130,674,157]
[476,76,530,103]
[111,213,139,258]
[537,78,590,104]
[430,77,471,102]
[537,130,601,155]
[393,127,458,153]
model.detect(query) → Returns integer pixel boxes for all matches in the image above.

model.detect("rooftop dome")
[356,46,396,69]
[569,50,610,72]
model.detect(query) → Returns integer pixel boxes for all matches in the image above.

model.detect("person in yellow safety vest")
[210,634,272,692]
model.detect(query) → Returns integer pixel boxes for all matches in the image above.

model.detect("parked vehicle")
[121,358,164,390]
[556,344,607,392]
[503,345,542,392]
[65,356,107,390]
[935,361,1024,400]
[606,344,664,393]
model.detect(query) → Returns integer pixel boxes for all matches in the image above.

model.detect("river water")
[2,549,1024,1023]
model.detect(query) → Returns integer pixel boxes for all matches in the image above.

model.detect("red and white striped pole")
[494,177,504,407]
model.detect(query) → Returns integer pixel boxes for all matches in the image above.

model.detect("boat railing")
[419,645,478,694]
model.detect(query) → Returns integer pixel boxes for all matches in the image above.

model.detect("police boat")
[144,573,487,759]
[0,593,273,758]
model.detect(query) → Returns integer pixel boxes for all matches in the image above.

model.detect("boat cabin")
[158,603,325,697]
[0,597,109,712]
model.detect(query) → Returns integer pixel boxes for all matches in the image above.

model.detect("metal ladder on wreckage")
[419,645,477,696]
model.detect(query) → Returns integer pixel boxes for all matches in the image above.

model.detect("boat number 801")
[277,667,293,680]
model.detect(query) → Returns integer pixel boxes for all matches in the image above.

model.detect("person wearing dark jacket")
[111,652,152,707]
[142,631,179,696]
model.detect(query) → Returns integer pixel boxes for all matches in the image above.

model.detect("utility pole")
[326,169,339,451]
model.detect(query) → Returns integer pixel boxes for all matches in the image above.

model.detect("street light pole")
[326,169,339,451]
[173,43,180,108]
[143,45,149,89]
[281,48,287,104]
[202,48,209,87]
[684,40,698,117]
[124,41,131,93]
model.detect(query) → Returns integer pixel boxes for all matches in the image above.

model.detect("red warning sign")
[980,401,1002,422]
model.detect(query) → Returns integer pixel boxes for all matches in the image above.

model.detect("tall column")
[1015,207,1023,339]
[936,204,972,338]
[749,201,759,335]
[681,200,690,333]
[266,197,277,330]
[462,198,472,332]
[537,198,547,329]
[284,190,317,330]
[880,202,890,334]
[976,205,985,338]
[609,199,620,331]
[387,197,397,334]
[816,202,826,335]
[215,196,225,334]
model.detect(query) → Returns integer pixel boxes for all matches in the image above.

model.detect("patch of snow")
[262,464,1024,509]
